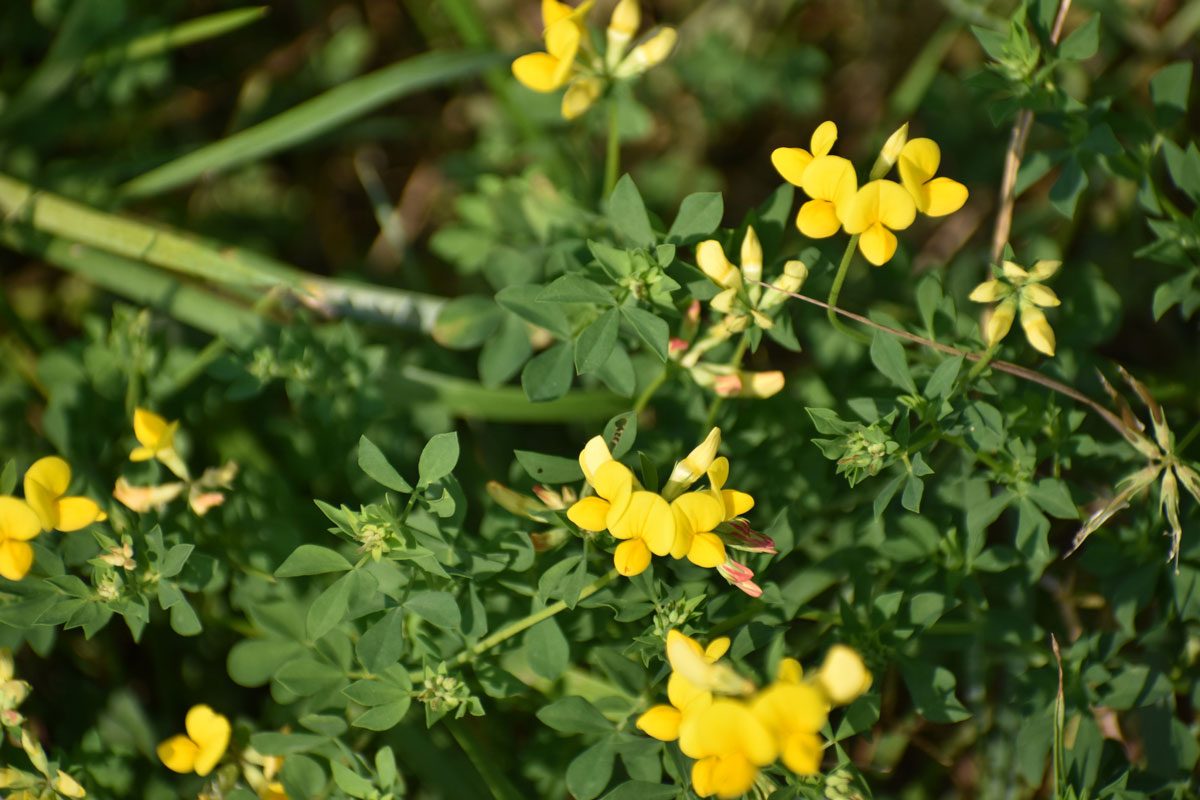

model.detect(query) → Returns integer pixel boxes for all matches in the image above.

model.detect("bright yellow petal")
[24,456,71,497]
[185,705,230,777]
[1023,283,1061,307]
[635,705,681,741]
[720,489,754,518]
[985,299,1016,346]
[751,683,828,738]
[54,497,104,532]
[133,408,168,449]
[157,734,199,774]
[799,155,856,206]
[699,753,758,800]
[0,497,42,542]
[780,731,823,775]
[795,199,841,239]
[567,497,611,532]
[858,223,898,266]
[704,637,730,661]
[817,644,873,705]
[898,138,941,196]
[776,657,803,683]
[809,120,838,158]
[687,532,726,568]
[770,147,813,187]
[706,457,729,493]
[875,180,916,230]
[667,671,706,711]
[1029,260,1061,281]
[1001,260,1028,281]
[1020,306,1056,356]
[671,492,724,536]
[542,0,573,26]
[22,474,58,531]
[841,183,877,235]
[544,17,581,63]
[129,447,155,462]
[0,540,34,581]
[632,492,678,556]
[740,226,762,282]
[968,280,1007,303]
[921,176,968,217]
[690,756,718,799]
[696,240,741,289]
[613,537,651,576]
[579,435,612,485]
[678,700,777,765]
[513,52,566,92]
[591,459,632,502]
[561,76,601,119]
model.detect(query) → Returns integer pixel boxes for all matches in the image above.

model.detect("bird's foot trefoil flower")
[131,408,190,480]
[157,704,231,777]
[23,456,107,533]
[0,498,41,581]
[969,258,1061,356]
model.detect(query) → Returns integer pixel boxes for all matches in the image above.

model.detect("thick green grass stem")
[827,235,870,344]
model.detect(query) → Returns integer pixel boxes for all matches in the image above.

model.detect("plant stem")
[826,235,870,344]
[758,281,1137,442]
[603,98,620,199]
[963,340,1000,385]
[633,365,669,414]
[408,569,618,682]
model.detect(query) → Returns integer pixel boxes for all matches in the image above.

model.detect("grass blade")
[119,49,505,199]
[82,7,269,71]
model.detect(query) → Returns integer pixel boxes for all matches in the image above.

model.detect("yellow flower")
[0,497,41,581]
[561,76,602,120]
[636,631,742,742]
[512,1,594,92]
[842,179,916,266]
[795,155,858,238]
[606,0,640,68]
[898,138,968,217]
[771,120,838,188]
[131,408,189,479]
[52,770,87,799]
[815,644,873,705]
[661,428,721,501]
[23,456,107,532]
[157,704,231,777]
[612,27,677,79]
[968,259,1061,356]
[679,699,778,799]
[750,681,827,775]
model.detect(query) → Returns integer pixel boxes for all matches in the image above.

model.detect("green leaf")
[418,432,459,488]
[567,740,616,800]
[514,450,584,483]
[253,732,328,755]
[601,781,680,800]
[525,616,570,680]
[1057,14,1100,61]
[406,590,461,629]
[619,307,669,362]
[358,436,413,493]
[537,696,613,734]
[924,356,963,399]
[1027,478,1078,519]
[344,679,409,706]
[274,657,345,696]
[331,762,374,799]
[276,545,352,578]
[521,341,575,402]
[588,240,634,279]
[352,699,411,730]
[120,50,504,197]
[870,331,916,393]
[666,192,723,244]
[356,608,406,674]
[169,600,202,636]
[228,639,305,687]
[595,345,636,398]
[1049,157,1088,218]
[607,174,655,247]
[496,285,572,339]
[603,411,638,460]
[431,295,503,349]
[307,572,355,640]
[538,274,615,306]
[1151,61,1192,125]
[159,544,194,578]
[479,314,533,388]
[298,714,347,737]
[901,475,925,513]
[280,755,326,800]
[576,309,621,375]
[0,460,15,495]
[897,655,971,723]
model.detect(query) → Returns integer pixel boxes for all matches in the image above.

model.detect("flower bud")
[695,240,741,289]
[614,27,677,77]
[740,226,763,304]
[661,428,721,500]
[983,298,1016,347]
[816,645,872,705]
[606,0,640,68]
[759,259,808,309]
[869,122,908,180]
[710,287,738,314]
[53,770,87,799]
[561,76,602,120]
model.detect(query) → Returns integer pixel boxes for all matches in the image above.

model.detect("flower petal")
[921,177,968,217]
[968,280,1007,303]
[54,497,104,532]
[590,459,631,501]
[770,147,813,187]
[542,0,574,27]
[1024,283,1061,307]
[795,199,841,238]
[636,705,682,741]
[0,497,42,542]
[133,408,168,450]
[0,540,34,581]
[687,532,726,568]
[720,489,754,518]
[696,240,741,289]
[679,699,777,765]
[22,474,58,531]
[817,644,873,705]
[809,120,838,158]
[157,734,199,774]
[632,492,678,556]
[544,17,581,62]
[985,299,1016,346]
[579,435,613,485]
[185,705,230,777]
[781,731,823,775]
[671,492,724,537]
[875,179,917,230]
[567,497,611,532]
[561,76,601,119]
[613,537,651,576]
[799,155,856,208]
[1001,260,1028,281]
[24,456,70,497]
[512,52,566,92]
[696,753,758,800]
[898,138,941,196]
[1029,260,1062,281]
[858,223,898,266]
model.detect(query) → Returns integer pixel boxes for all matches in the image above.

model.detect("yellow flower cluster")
[636,631,872,799]
[115,408,236,516]
[772,122,968,265]
[566,429,773,594]
[0,457,108,581]
[969,258,1061,356]
[512,0,676,119]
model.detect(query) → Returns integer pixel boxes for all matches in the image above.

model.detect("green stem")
[633,366,669,414]
[702,334,750,430]
[603,98,620,199]
[964,341,1000,385]
[826,235,870,344]
[408,569,618,682]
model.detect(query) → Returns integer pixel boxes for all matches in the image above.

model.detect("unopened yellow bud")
[561,76,602,120]
[760,260,808,309]
[984,298,1016,347]
[662,428,721,500]
[53,770,87,799]
[870,122,909,180]
[614,27,677,77]
[817,645,872,705]
[710,287,738,314]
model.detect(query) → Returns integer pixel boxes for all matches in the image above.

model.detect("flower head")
[0,498,41,581]
[23,456,107,532]
[157,704,231,777]
[131,408,190,479]
[969,259,1061,356]
[512,1,594,92]
[771,121,839,188]
[842,179,917,266]
[898,138,968,217]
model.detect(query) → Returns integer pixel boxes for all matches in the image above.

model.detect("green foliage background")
[0,1,1198,799]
